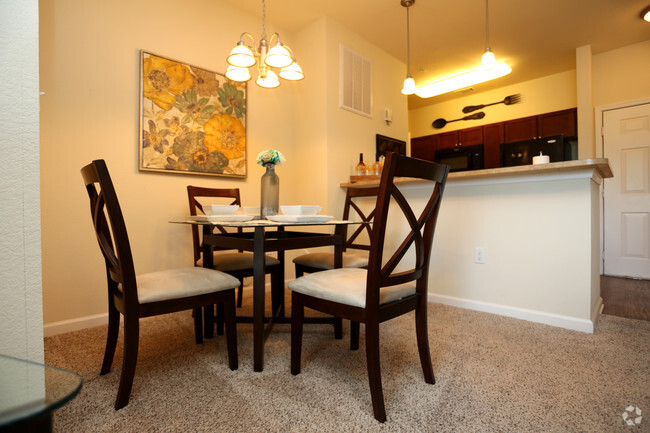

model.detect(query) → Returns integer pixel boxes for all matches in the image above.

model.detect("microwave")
[434,144,484,172]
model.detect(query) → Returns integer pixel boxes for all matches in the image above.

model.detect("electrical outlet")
[475,247,486,264]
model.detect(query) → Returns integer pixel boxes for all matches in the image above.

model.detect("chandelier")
[225,0,304,88]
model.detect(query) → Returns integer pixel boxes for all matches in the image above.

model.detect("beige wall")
[408,70,577,138]
[39,0,298,326]
[592,39,650,108]
[40,0,407,329]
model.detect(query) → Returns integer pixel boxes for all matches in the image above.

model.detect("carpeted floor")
[45,302,650,432]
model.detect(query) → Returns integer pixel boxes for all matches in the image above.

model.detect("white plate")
[190,214,255,222]
[265,215,334,223]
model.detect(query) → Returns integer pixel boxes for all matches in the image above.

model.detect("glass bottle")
[373,158,381,175]
[261,163,279,218]
[355,153,366,176]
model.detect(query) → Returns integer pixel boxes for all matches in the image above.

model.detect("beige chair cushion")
[288,268,416,308]
[136,267,240,304]
[292,252,368,270]
[197,252,281,271]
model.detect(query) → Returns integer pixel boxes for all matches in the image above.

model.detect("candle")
[532,152,550,165]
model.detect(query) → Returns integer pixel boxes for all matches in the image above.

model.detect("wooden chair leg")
[224,290,238,371]
[115,317,139,410]
[236,280,243,308]
[334,318,343,339]
[216,302,225,336]
[204,304,214,339]
[350,321,360,350]
[415,305,435,384]
[291,293,304,375]
[271,267,285,317]
[101,306,120,375]
[193,307,203,344]
[365,320,386,422]
[295,264,304,278]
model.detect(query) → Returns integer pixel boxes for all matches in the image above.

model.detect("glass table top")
[0,354,82,428]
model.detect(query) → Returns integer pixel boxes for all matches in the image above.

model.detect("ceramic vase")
[261,163,279,218]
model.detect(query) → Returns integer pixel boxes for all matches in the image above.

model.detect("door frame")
[595,97,650,275]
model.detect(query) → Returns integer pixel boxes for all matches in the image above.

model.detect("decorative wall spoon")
[432,112,485,129]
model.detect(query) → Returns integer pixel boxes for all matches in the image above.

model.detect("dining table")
[171,216,364,372]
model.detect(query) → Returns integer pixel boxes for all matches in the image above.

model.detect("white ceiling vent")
[339,44,372,118]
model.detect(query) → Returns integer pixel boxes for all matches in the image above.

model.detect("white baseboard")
[44,313,108,337]
[428,293,597,333]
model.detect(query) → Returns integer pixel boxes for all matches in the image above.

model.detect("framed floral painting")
[139,51,247,177]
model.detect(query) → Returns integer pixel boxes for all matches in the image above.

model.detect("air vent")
[339,44,372,118]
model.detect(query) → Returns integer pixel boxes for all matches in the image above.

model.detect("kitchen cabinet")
[436,127,483,150]
[411,108,577,167]
[483,123,504,169]
[411,135,435,162]
[538,108,577,138]
[504,108,577,142]
[504,115,538,142]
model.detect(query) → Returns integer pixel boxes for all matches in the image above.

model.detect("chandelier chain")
[485,0,490,50]
[261,0,267,39]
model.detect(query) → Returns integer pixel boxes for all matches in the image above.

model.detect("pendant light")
[401,0,416,95]
[415,0,511,98]
[225,0,303,88]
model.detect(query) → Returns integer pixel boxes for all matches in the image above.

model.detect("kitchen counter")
[340,158,613,333]
[341,158,612,188]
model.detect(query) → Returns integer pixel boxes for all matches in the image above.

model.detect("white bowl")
[204,205,239,215]
[281,205,321,216]
[243,206,260,215]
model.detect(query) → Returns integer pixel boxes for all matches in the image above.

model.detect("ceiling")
[221,0,650,109]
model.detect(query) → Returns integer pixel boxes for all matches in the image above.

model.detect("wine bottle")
[355,153,366,176]
[373,158,381,175]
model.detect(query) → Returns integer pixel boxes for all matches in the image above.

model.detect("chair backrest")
[341,186,380,252]
[81,159,139,308]
[365,152,449,308]
[187,186,241,264]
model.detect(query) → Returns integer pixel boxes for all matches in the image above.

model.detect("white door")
[603,103,650,278]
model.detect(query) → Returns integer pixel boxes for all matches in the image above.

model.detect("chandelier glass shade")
[225,1,303,88]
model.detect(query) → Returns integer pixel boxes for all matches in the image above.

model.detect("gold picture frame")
[139,50,247,177]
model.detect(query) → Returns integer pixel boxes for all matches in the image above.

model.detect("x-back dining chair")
[288,152,449,422]
[82,160,239,410]
[187,185,283,305]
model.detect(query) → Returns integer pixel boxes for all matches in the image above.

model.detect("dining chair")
[81,159,239,410]
[288,152,449,422]
[187,186,283,310]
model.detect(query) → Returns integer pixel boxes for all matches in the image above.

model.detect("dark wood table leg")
[274,226,286,318]
[253,226,266,372]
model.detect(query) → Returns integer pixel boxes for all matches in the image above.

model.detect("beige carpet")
[45,301,650,432]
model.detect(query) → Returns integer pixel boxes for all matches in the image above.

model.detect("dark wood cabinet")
[411,135,436,162]
[538,108,577,138]
[483,123,504,169]
[504,115,538,142]
[411,108,577,168]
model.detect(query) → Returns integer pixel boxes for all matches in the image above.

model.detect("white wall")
[428,170,602,332]
[0,0,43,361]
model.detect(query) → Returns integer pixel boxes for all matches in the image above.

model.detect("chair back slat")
[187,186,242,264]
[366,152,449,308]
[341,186,379,252]
[81,160,138,307]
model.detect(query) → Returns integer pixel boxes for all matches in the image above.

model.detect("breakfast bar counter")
[341,158,613,333]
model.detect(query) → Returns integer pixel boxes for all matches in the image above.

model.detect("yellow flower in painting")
[143,55,194,110]
[203,113,246,160]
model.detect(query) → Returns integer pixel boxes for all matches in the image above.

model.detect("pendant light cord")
[485,0,490,51]
[406,4,411,74]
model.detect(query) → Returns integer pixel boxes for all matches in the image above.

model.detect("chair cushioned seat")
[197,252,280,271]
[288,268,416,308]
[135,267,240,304]
[292,252,368,270]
